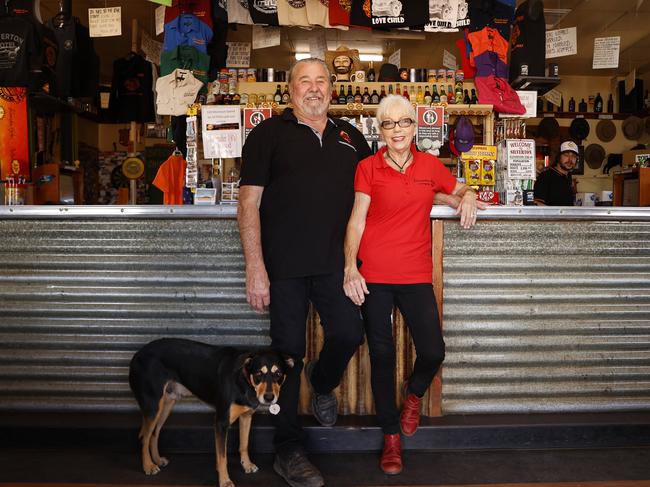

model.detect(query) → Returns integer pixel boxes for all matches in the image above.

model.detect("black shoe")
[304,361,338,427]
[273,449,324,487]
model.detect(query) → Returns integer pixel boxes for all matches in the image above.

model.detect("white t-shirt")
[305,0,329,27]
[156,69,204,116]
[228,0,254,24]
[278,0,310,26]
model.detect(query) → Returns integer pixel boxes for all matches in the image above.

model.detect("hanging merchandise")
[227,0,254,24]
[305,0,333,28]
[152,151,187,205]
[349,0,372,28]
[329,0,351,27]
[425,0,460,31]
[369,0,428,29]
[277,0,309,27]
[508,0,545,82]
[455,30,476,79]
[156,68,203,116]
[109,52,156,122]
[161,45,210,89]
[164,0,214,32]
[468,0,515,41]
[163,13,213,53]
[0,14,38,87]
[247,0,280,26]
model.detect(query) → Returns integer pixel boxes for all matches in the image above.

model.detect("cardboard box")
[596,191,613,203]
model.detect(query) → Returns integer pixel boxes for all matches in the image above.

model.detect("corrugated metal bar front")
[0,218,265,413]
[442,220,650,414]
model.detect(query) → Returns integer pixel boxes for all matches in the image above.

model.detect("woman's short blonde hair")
[376,94,416,125]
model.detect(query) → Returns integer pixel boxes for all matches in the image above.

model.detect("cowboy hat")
[569,118,590,141]
[584,143,606,170]
[325,46,361,81]
[622,115,644,140]
[537,117,560,139]
[595,119,616,142]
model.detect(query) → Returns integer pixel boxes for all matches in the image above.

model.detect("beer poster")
[0,87,29,180]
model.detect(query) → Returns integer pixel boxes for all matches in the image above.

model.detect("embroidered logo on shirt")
[338,0,351,13]
[252,0,278,14]
[339,130,352,144]
[287,0,305,8]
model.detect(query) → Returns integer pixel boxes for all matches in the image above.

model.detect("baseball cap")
[454,116,475,153]
[560,140,579,155]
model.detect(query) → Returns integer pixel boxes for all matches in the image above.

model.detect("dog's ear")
[283,354,295,369]
[234,353,253,373]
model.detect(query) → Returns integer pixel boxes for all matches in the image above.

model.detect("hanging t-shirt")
[213,0,228,22]
[165,0,214,31]
[109,53,155,122]
[163,13,213,53]
[153,154,187,205]
[305,0,330,27]
[161,45,210,87]
[155,69,203,116]
[349,0,371,28]
[509,0,545,81]
[455,33,476,79]
[455,0,470,29]
[370,0,428,28]
[469,0,514,41]
[277,0,310,26]
[227,0,253,24]
[247,0,279,25]
[424,0,459,31]
[329,0,351,26]
[0,15,38,87]
[468,26,508,63]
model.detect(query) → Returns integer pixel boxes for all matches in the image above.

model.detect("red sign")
[0,87,29,180]
[243,108,272,142]
[416,105,445,151]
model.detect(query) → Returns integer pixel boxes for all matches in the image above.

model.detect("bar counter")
[1,205,649,417]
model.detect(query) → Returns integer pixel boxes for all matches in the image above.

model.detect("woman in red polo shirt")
[343,94,481,475]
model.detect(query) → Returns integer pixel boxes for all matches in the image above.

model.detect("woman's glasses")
[380,118,415,130]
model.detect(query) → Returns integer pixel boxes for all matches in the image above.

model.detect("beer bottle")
[568,97,576,112]
[354,86,362,103]
[346,85,354,104]
[402,85,410,100]
[606,93,614,113]
[338,84,346,104]
[281,85,289,104]
[379,85,387,101]
[273,84,282,103]
[416,86,424,104]
[447,85,455,104]
[463,89,471,104]
[424,86,432,105]
[370,88,380,104]
[362,87,371,104]
[367,61,376,82]
[432,85,440,103]
[471,89,478,104]
[594,93,603,113]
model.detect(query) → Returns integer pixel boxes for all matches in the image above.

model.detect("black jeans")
[269,271,364,453]
[363,283,445,434]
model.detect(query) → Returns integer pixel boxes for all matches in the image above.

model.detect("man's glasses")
[380,118,415,130]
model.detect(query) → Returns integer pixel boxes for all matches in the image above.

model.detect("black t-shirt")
[349,0,372,28]
[370,0,428,28]
[109,53,155,123]
[509,0,545,81]
[0,15,38,87]
[213,0,228,22]
[241,108,372,281]
[533,167,573,206]
[247,0,279,25]
[469,0,515,41]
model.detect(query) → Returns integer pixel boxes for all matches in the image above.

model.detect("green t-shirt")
[161,46,209,91]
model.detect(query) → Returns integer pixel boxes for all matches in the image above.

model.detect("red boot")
[380,433,402,475]
[400,386,421,437]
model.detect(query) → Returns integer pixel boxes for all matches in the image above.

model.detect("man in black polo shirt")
[534,140,577,206]
[239,58,371,487]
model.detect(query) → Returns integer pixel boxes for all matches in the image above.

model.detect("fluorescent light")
[294,53,384,62]
[359,54,383,62]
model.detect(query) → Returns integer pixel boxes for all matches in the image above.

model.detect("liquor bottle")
[463,89,471,104]
[338,84,346,104]
[578,98,587,112]
[354,86,362,103]
[432,85,440,103]
[409,85,415,100]
[416,86,424,104]
[447,85,455,104]
[331,87,339,105]
[424,86,432,105]
[379,85,387,101]
[273,84,282,103]
[362,87,371,104]
[370,88,380,104]
[346,85,354,104]
[388,84,394,95]
[594,92,603,113]
[281,84,289,104]
[607,93,614,113]
[471,88,478,104]
[440,88,447,104]
[455,82,463,104]
[559,96,564,112]
[402,85,410,100]
[568,97,576,112]
[232,92,241,105]
[395,83,400,95]
[367,61,376,82]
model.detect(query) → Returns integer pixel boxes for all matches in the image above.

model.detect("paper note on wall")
[88,7,122,37]
[546,27,577,59]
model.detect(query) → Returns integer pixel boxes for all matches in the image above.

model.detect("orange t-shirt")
[152,154,186,205]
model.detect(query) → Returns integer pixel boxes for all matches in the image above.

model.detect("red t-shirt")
[329,0,351,26]
[165,0,213,31]
[354,145,456,284]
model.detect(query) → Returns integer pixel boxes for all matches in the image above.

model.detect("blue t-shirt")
[163,13,213,54]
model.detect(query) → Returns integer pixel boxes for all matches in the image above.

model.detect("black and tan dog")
[129,338,292,487]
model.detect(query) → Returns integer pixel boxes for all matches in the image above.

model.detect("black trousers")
[363,283,445,434]
[269,271,364,453]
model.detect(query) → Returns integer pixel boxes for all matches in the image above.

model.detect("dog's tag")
[269,404,280,415]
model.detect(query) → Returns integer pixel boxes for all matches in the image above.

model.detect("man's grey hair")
[288,58,332,85]
[376,94,416,124]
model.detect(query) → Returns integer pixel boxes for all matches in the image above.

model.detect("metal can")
[520,64,529,76]
[218,68,229,94]
[237,69,247,82]
[436,69,446,82]
[418,68,427,82]
[455,69,464,83]
[549,63,559,77]
[427,69,436,82]
[409,68,416,83]
[446,69,455,82]
[247,68,256,82]
[267,67,274,82]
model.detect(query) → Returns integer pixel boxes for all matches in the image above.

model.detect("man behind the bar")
[534,140,578,206]
[238,58,371,487]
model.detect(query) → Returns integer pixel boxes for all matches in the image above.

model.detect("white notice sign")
[546,27,577,59]
[155,5,165,36]
[201,105,242,159]
[226,42,251,68]
[593,36,620,69]
[544,88,562,107]
[443,49,457,69]
[505,139,536,180]
[88,7,122,37]
[252,25,281,49]
[501,90,537,118]
[388,49,401,69]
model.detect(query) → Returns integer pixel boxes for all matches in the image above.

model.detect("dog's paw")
[157,456,169,467]
[241,459,259,474]
[143,463,160,475]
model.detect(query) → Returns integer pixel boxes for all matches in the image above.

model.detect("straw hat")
[584,143,606,170]
[622,115,644,140]
[595,119,616,142]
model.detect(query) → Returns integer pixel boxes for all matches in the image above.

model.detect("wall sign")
[546,27,577,59]
[88,7,122,37]
[593,36,620,69]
